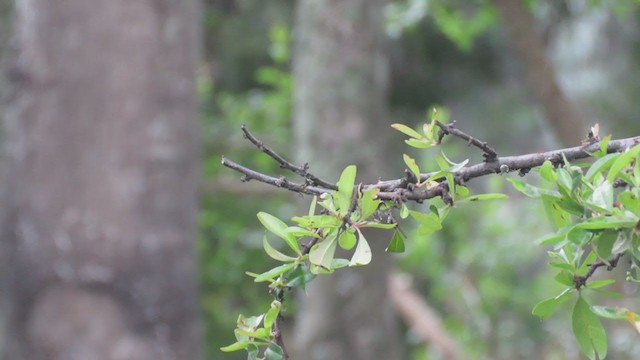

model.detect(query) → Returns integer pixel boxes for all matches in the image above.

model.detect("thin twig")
[574,253,625,290]
[435,120,498,162]
[241,125,337,190]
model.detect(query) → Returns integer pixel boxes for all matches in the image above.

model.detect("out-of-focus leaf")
[263,236,297,262]
[591,306,628,320]
[608,143,640,182]
[410,210,442,236]
[532,288,574,318]
[539,160,557,183]
[585,279,615,290]
[575,216,638,230]
[619,191,640,215]
[338,230,357,250]
[572,296,607,360]
[265,344,284,360]
[386,231,406,253]
[585,152,618,180]
[258,212,300,254]
[554,271,575,287]
[254,263,296,283]
[391,123,423,139]
[220,341,250,352]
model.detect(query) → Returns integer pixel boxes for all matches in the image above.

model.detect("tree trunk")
[291,1,405,359]
[0,1,202,359]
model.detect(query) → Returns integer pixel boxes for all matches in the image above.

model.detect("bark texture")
[494,0,586,146]
[291,1,405,359]
[1,1,202,359]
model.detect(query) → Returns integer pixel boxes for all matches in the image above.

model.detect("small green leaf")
[292,215,341,228]
[220,341,250,352]
[410,211,442,236]
[554,271,575,287]
[254,263,296,283]
[337,165,357,215]
[619,191,640,215]
[308,195,318,216]
[543,199,572,230]
[386,231,406,253]
[265,344,284,360]
[532,288,574,318]
[391,123,423,139]
[405,138,433,149]
[588,179,613,212]
[399,203,409,219]
[403,154,421,180]
[338,229,357,250]
[593,230,617,261]
[263,236,298,262]
[361,222,397,229]
[258,212,300,254]
[539,160,557,182]
[585,152,618,180]
[608,143,640,182]
[585,279,615,290]
[572,296,607,360]
[507,178,544,198]
[591,306,629,320]
[455,185,470,198]
[575,216,638,230]
[350,229,372,266]
[359,188,380,219]
[263,301,281,331]
[309,236,338,269]
[457,193,508,203]
[286,265,315,289]
[285,226,320,238]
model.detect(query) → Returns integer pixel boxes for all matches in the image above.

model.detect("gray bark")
[0,1,202,359]
[292,1,405,359]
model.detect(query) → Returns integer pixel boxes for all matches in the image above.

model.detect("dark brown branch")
[241,125,337,190]
[574,253,625,290]
[435,120,498,162]
[222,134,640,203]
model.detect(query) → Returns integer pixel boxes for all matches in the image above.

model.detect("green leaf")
[337,165,357,215]
[292,215,341,228]
[532,288,574,318]
[543,199,572,230]
[608,143,640,182]
[587,179,613,212]
[457,193,508,203]
[338,229,357,250]
[455,185,470,198]
[575,216,638,230]
[554,271,575,287]
[539,160,557,183]
[258,212,300,254]
[585,279,615,290]
[286,265,315,289]
[619,191,640,215]
[594,134,611,157]
[567,227,591,246]
[405,138,433,149]
[556,168,574,193]
[263,301,281,331]
[386,231,406,253]
[359,188,380,219]
[254,263,296,283]
[285,226,320,238]
[591,306,629,320]
[391,123,423,139]
[593,230,617,261]
[265,344,284,360]
[263,236,298,262]
[308,195,317,216]
[507,178,544,198]
[410,211,442,236]
[403,154,421,180]
[361,222,397,229]
[350,229,372,266]
[572,296,607,360]
[585,152,618,180]
[400,203,409,219]
[309,236,338,269]
[220,341,250,352]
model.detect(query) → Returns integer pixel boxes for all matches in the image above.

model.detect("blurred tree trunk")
[291,1,405,359]
[494,0,586,146]
[0,1,202,359]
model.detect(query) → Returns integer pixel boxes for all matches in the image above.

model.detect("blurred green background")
[200,1,640,359]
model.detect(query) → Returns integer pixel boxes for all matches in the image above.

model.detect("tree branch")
[574,253,625,290]
[222,128,640,203]
[241,125,337,190]
[435,120,498,162]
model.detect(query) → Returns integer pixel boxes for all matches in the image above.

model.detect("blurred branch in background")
[494,0,586,146]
